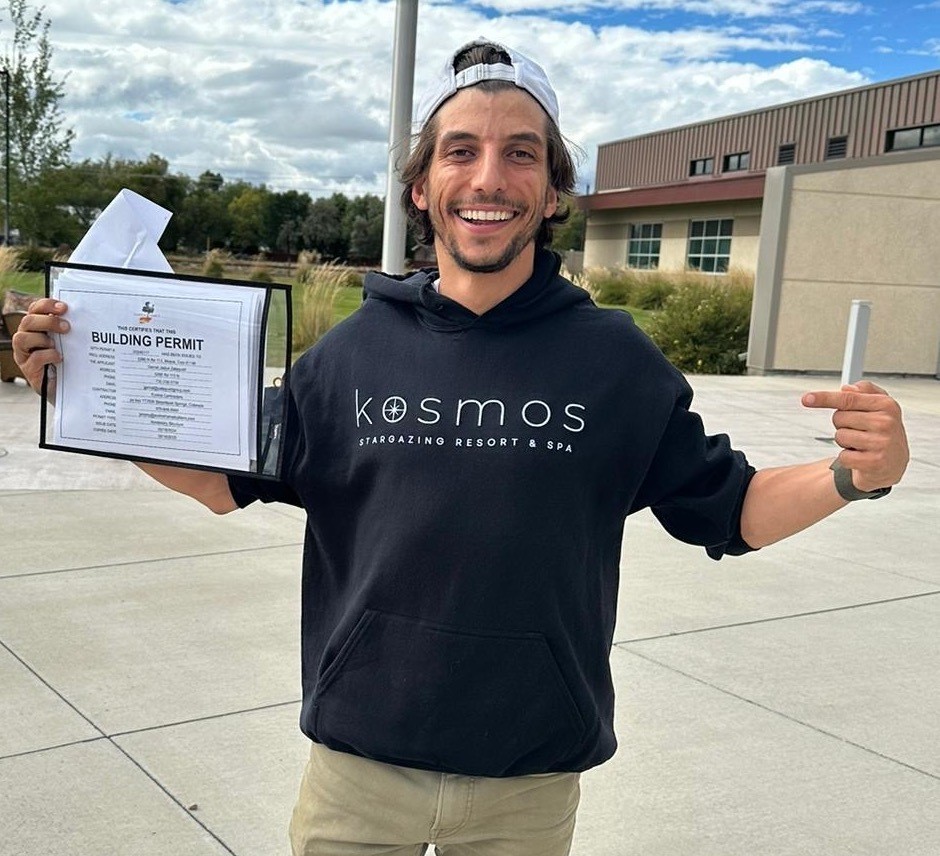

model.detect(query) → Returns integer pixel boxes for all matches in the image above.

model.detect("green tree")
[302,193,349,260]
[550,198,585,252]
[265,189,311,254]
[14,167,80,245]
[109,154,188,249]
[32,154,190,249]
[1,0,75,242]
[228,185,270,252]
[345,194,384,263]
[117,155,187,209]
[176,171,232,252]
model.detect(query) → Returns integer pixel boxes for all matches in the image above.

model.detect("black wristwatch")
[829,459,892,501]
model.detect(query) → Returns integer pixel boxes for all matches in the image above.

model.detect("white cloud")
[460,0,868,17]
[922,38,940,55]
[904,38,940,56]
[38,0,876,198]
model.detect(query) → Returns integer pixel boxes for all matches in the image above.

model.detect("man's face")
[411,87,559,275]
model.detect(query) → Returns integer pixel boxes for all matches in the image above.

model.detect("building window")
[687,219,732,273]
[777,143,796,165]
[689,157,714,176]
[722,151,750,172]
[826,136,848,159]
[886,123,940,152]
[627,223,662,269]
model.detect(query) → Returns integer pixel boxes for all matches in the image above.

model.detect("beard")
[430,195,543,274]
[443,227,538,273]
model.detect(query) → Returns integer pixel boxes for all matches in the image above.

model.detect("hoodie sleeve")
[629,376,756,560]
[227,384,304,509]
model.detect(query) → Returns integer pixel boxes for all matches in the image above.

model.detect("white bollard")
[841,300,872,386]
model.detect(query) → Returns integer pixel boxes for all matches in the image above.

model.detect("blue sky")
[37,0,940,197]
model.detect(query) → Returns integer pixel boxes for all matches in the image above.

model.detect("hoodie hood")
[362,248,590,332]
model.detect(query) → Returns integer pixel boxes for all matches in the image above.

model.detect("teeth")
[458,209,514,222]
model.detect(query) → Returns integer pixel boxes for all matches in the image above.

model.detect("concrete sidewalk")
[1,373,939,855]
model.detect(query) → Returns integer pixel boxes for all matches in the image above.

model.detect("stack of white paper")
[49,190,268,472]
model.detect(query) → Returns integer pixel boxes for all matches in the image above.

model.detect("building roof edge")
[599,67,940,150]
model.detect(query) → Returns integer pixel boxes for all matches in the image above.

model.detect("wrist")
[830,459,891,501]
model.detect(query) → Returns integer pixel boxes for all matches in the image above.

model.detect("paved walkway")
[1,373,939,855]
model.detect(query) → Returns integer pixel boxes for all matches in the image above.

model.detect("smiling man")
[13,39,909,856]
[410,91,557,289]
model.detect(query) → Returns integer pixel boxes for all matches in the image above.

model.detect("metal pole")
[380,0,418,275]
[841,299,872,386]
[3,68,9,245]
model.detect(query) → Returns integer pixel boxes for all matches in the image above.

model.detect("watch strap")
[829,459,891,501]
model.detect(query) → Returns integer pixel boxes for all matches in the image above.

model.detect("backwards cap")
[413,39,560,133]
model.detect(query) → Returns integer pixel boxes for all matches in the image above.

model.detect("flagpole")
[380,0,418,274]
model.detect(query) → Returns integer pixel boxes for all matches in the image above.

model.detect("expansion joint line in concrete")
[0,540,304,580]
[0,698,304,762]
[0,638,107,746]
[0,637,275,855]
[618,643,940,781]
[617,587,940,645]
[617,645,940,784]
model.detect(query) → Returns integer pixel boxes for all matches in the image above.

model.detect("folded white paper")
[69,188,173,272]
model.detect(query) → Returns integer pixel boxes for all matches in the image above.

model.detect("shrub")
[578,267,680,308]
[202,248,230,278]
[580,267,635,305]
[247,253,274,283]
[292,261,353,352]
[648,272,753,375]
[631,275,676,310]
[16,245,54,272]
[0,245,22,276]
[248,265,274,283]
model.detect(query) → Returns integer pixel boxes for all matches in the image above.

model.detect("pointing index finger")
[802,390,888,412]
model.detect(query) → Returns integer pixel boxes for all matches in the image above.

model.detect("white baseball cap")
[413,39,560,133]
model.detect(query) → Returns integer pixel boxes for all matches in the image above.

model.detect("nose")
[470,145,507,196]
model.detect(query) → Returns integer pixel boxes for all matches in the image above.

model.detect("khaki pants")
[290,742,581,856]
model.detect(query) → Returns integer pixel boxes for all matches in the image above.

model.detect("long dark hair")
[399,42,577,250]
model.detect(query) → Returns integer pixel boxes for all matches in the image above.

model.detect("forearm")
[134,462,238,514]
[739,458,847,549]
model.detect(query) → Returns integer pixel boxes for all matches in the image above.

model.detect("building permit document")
[47,264,266,472]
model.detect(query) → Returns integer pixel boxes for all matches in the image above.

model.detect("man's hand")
[11,297,69,396]
[802,380,909,492]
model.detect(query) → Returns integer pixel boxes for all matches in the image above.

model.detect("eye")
[509,149,536,161]
[446,147,475,160]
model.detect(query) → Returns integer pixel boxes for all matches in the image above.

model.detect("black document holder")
[39,261,292,480]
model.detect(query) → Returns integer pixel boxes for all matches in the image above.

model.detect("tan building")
[580,69,940,376]
[751,147,940,376]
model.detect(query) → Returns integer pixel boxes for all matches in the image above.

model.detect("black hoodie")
[229,248,754,777]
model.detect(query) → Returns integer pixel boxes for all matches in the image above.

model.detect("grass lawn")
[1,271,45,297]
[333,284,364,325]
[599,303,656,333]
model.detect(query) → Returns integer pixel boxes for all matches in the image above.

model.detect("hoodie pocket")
[313,609,586,777]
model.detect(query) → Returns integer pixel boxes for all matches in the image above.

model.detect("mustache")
[449,195,528,213]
